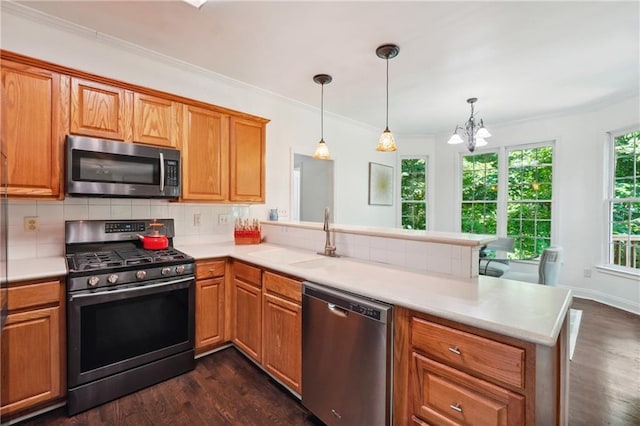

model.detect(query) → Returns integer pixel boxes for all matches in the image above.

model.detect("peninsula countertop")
[9,241,572,347]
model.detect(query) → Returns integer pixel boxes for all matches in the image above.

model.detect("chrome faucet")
[320,207,338,257]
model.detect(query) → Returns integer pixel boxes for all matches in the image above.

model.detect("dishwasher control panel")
[349,302,381,320]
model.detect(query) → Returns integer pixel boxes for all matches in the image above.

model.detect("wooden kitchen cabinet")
[0,59,67,198]
[231,261,262,362]
[394,308,538,426]
[229,116,265,202]
[262,271,302,394]
[195,259,226,355]
[181,104,229,201]
[133,93,180,148]
[70,77,133,141]
[1,278,65,418]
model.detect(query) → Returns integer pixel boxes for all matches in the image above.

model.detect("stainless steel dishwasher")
[302,281,392,426]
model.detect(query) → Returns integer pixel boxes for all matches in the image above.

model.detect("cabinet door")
[229,117,265,202]
[232,278,262,362]
[411,353,524,426]
[195,277,225,353]
[133,93,179,147]
[181,104,228,201]
[70,78,132,141]
[1,306,62,416]
[1,60,66,198]
[263,293,302,394]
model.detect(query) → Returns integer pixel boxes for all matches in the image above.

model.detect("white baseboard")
[561,285,640,315]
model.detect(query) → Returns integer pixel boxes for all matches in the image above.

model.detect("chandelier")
[447,97,491,152]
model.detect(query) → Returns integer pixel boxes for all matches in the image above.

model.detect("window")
[507,146,553,259]
[401,157,427,230]
[461,152,498,234]
[460,144,554,260]
[609,130,640,270]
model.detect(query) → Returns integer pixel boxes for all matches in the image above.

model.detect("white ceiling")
[14,1,640,135]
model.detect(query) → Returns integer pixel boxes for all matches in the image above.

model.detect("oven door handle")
[159,152,165,192]
[69,276,193,301]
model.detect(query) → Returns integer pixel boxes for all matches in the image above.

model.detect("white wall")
[432,97,640,313]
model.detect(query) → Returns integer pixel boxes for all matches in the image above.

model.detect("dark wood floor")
[15,298,639,425]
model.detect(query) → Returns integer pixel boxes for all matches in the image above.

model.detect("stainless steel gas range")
[64,219,195,415]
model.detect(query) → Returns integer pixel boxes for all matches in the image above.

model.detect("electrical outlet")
[583,268,592,278]
[218,214,231,225]
[193,213,201,227]
[278,209,288,217]
[24,216,38,232]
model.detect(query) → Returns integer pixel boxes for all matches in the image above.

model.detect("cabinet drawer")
[263,271,301,303]
[233,261,262,287]
[412,353,524,426]
[411,318,524,389]
[8,280,60,312]
[196,259,226,279]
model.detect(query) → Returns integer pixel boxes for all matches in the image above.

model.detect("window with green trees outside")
[610,130,640,270]
[461,152,498,234]
[507,146,553,259]
[401,158,427,230]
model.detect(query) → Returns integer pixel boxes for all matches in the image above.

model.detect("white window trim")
[604,127,640,273]
[458,141,556,259]
[398,155,430,230]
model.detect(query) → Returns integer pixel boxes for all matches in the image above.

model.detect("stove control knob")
[161,267,171,276]
[88,276,100,287]
[107,274,118,284]
[136,270,146,280]
[175,265,185,274]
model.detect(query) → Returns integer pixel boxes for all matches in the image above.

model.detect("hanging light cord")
[321,82,324,140]
[385,56,389,130]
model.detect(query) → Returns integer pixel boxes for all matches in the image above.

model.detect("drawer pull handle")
[448,346,462,355]
[450,403,463,413]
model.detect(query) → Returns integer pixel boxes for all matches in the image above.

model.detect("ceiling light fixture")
[312,74,332,160]
[447,97,491,152]
[182,0,207,9]
[376,44,400,152]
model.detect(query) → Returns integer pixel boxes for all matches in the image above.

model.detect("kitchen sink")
[289,257,339,269]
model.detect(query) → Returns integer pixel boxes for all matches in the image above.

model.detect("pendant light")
[312,74,332,159]
[447,97,491,152]
[376,44,400,152]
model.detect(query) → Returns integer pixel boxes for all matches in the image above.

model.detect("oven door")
[67,276,195,388]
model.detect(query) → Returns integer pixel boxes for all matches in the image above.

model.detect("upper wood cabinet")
[133,93,179,148]
[70,78,132,141]
[0,59,67,198]
[229,117,265,202]
[181,105,229,201]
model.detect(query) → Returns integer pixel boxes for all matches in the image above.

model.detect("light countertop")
[10,242,572,346]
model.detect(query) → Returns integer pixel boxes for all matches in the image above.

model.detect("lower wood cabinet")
[231,261,263,362]
[195,259,226,355]
[262,271,302,394]
[1,278,65,418]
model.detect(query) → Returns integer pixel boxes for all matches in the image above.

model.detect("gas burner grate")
[115,247,154,265]
[71,251,124,271]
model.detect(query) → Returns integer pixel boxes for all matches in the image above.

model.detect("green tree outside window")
[401,158,427,230]
[461,152,498,234]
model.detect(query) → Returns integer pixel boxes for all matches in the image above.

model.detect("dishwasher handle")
[327,303,348,317]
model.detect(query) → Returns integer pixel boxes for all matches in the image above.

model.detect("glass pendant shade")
[376,128,397,152]
[475,137,488,147]
[313,139,330,159]
[476,126,491,139]
[447,133,464,145]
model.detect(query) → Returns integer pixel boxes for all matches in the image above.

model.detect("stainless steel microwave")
[66,135,181,199]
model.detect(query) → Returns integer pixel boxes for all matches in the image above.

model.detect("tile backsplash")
[8,198,241,260]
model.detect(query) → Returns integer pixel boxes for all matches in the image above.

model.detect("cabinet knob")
[449,403,463,413]
[448,346,462,355]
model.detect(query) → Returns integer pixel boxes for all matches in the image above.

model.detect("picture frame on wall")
[368,162,393,205]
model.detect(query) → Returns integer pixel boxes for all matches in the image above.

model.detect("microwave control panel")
[165,160,179,187]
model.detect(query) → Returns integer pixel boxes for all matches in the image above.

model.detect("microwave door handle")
[159,152,165,192]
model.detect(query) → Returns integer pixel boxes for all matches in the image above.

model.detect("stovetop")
[66,245,192,273]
